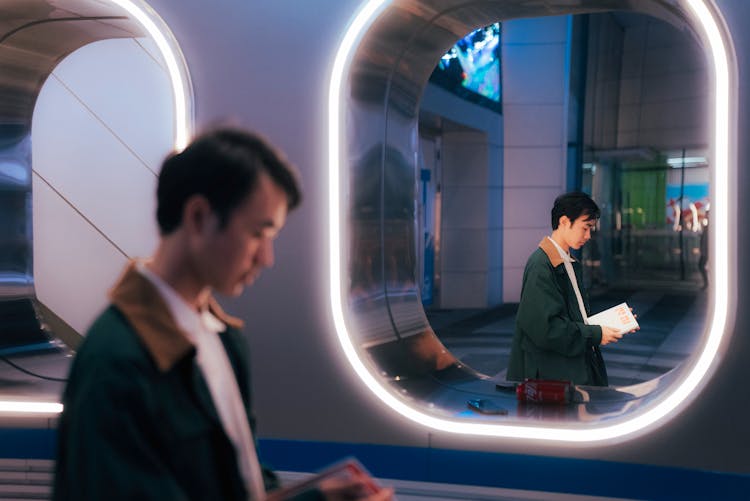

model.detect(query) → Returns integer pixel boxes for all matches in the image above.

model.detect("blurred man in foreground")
[54,128,392,501]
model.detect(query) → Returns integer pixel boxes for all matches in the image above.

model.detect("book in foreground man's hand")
[266,458,382,501]
[587,302,639,335]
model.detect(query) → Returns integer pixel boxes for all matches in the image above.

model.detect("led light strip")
[0,401,63,414]
[328,0,394,428]
[111,0,194,150]
[0,0,193,415]
[328,0,735,442]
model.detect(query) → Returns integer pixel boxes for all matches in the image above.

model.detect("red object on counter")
[516,379,573,404]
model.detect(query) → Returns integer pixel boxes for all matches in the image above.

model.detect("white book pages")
[587,302,639,335]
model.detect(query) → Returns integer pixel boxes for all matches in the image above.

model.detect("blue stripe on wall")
[0,428,56,459]
[258,438,750,501]
[3,429,749,499]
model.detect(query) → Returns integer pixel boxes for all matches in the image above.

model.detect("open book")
[587,302,639,335]
[266,458,381,501]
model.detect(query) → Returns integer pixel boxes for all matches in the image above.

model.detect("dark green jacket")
[507,238,608,386]
[53,263,321,501]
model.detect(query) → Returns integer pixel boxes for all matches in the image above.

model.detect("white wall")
[32,37,174,334]
[440,127,490,308]
[502,16,571,302]
[420,85,503,309]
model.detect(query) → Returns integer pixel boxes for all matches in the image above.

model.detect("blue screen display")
[429,23,501,112]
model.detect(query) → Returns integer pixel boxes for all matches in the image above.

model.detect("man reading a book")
[54,128,392,500]
[507,192,622,386]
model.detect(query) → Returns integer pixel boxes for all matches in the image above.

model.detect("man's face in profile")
[559,213,596,250]
[194,173,289,296]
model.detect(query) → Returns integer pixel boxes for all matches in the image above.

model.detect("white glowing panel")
[0,402,63,414]
[0,0,193,415]
[328,0,735,442]
[109,0,193,150]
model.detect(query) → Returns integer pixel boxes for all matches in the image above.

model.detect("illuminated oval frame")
[0,0,193,415]
[328,0,737,442]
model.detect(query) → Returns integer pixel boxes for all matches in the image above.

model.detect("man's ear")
[182,194,213,235]
[558,215,571,229]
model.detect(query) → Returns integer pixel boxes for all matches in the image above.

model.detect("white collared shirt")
[137,262,265,501]
[546,236,589,324]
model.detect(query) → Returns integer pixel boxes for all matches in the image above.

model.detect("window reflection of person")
[507,192,623,386]
[350,144,415,302]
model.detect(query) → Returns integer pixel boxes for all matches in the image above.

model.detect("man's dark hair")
[551,191,600,230]
[156,127,302,235]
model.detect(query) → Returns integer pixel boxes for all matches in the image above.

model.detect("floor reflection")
[428,287,707,386]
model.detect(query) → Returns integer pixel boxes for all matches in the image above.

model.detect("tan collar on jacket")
[539,237,566,268]
[108,261,244,372]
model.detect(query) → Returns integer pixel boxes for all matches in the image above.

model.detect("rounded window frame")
[327,0,737,442]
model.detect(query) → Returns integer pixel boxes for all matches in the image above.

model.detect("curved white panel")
[1,0,193,414]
